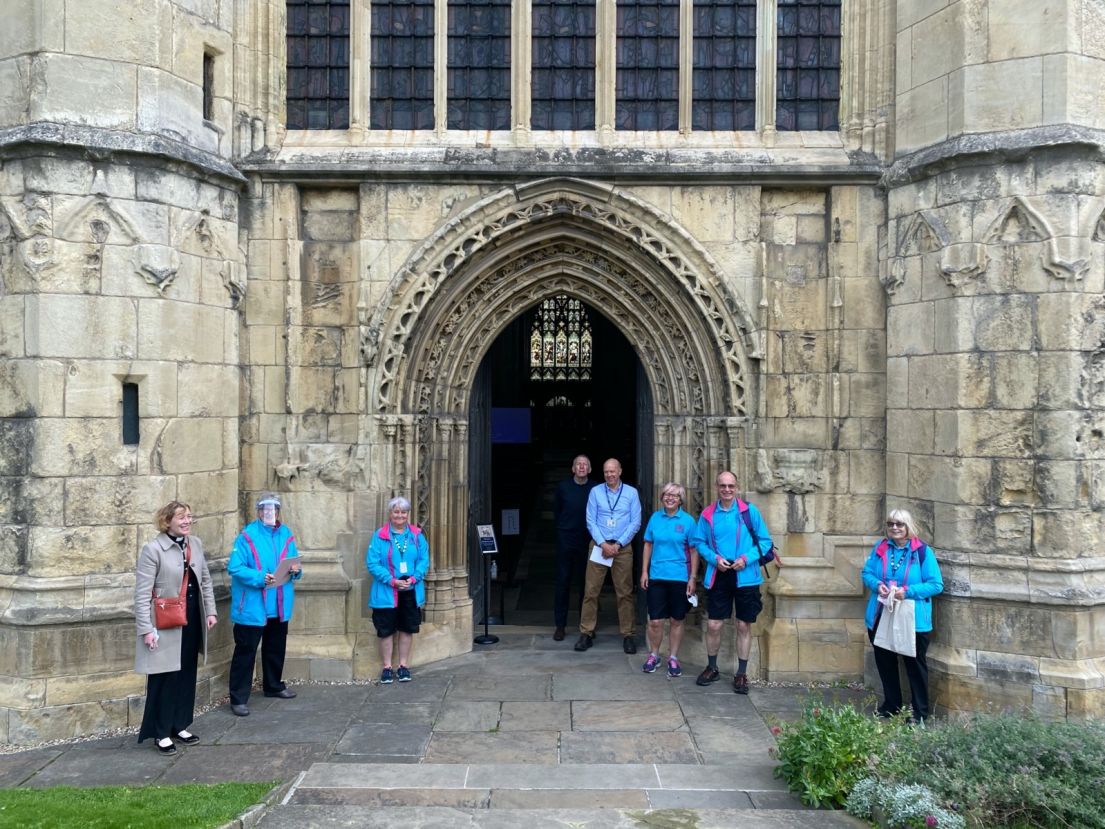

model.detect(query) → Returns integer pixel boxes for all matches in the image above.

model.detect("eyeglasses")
[717,484,736,489]
[886,521,906,529]
[661,491,681,499]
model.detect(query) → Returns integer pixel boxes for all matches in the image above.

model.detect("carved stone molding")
[363,179,758,420]
[753,448,825,494]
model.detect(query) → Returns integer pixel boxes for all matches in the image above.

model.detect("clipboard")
[271,557,301,586]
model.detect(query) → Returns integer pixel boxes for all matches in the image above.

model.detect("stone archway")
[361,178,761,629]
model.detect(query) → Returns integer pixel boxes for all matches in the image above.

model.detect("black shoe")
[574,634,593,651]
[553,626,566,641]
[156,739,177,755]
[174,731,200,745]
[696,666,720,686]
[732,673,750,695]
[231,704,250,717]
[623,637,637,654]
[264,688,296,699]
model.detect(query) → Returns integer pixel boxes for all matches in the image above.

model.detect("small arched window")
[529,295,593,382]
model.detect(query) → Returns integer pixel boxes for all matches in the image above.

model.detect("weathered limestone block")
[26,295,138,359]
[0,476,65,527]
[976,648,1040,684]
[45,669,145,707]
[934,503,1032,555]
[136,299,225,363]
[289,326,342,367]
[1036,460,1081,509]
[65,475,176,526]
[1033,509,1105,559]
[989,352,1040,410]
[848,374,885,417]
[0,295,25,358]
[908,353,989,409]
[7,698,130,744]
[766,247,828,331]
[155,417,225,473]
[244,280,284,326]
[909,455,991,504]
[1068,688,1105,719]
[30,418,136,476]
[1035,410,1105,460]
[765,374,826,419]
[1037,293,1105,351]
[0,359,65,417]
[886,408,934,454]
[64,360,176,419]
[935,409,1035,458]
[0,525,29,577]
[177,468,238,517]
[886,302,934,356]
[383,183,482,241]
[177,363,239,417]
[993,459,1037,506]
[283,491,353,550]
[672,186,741,243]
[28,54,137,130]
[896,77,950,155]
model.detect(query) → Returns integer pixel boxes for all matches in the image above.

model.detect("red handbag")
[152,541,191,629]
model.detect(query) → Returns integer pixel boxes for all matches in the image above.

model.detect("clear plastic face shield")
[258,499,280,527]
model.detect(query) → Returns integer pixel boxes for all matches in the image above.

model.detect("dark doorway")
[468,297,653,628]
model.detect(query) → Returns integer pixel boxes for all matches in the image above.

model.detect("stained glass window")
[371,0,435,130]
[529,296,593,381]
[448,0,512,130]
[692,0,756,131]
[531,0,596,131]
[616,0,679,131]
[776,0,841,131]
[286,0,350,130]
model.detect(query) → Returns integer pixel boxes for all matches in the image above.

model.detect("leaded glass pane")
[691,0,756,131]
[371,0,435,130]
[532,0,596,131]
[616,0,679,131]
[286,0,350,130]
[776,0,840,131]
[529,296,593,381]
[448,0,511,130]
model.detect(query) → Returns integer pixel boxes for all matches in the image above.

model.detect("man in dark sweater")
[553,455,597,641]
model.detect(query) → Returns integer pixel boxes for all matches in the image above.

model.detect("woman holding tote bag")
[134,501,218,755]
[861,508,943,724]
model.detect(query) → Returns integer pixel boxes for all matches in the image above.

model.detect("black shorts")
[372,589,421,637]
[646,579,690,621]
[706,570,762,623]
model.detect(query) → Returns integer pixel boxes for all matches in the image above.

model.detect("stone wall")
[884,148,1105,717]
[0,150,244,742]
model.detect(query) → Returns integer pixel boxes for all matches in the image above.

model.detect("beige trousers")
[579,544,636,637]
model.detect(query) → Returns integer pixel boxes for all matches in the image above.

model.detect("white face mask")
[260,505,278,527]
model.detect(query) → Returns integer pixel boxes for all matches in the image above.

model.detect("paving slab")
[463,763,660,790]
[216,711,349,745]
[446,674,550,701]
[499,700,570,731]
[559,731,699,764]
[553,673,676,701]
[432,699,501,731]
[571,700,685,731]
[333,723,431,757]
[659,759,784,791]
[351,701,441,725]
[160,743,331,785]
[299,762,470,789]
[0,749,61,788]
[646,788,755,809]
[292,787,491,808]
[490,788,651,809]
[424,731,560,764]
[362,677,451,704]
[22,747,171,788]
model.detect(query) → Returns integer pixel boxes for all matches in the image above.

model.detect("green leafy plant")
[770,693,908,808]
[881,713,1105,829]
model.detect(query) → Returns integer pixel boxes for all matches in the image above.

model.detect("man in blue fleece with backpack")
[693,470,775,694]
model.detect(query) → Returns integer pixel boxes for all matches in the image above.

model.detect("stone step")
[281,762,834,814]
[260,804,864,828]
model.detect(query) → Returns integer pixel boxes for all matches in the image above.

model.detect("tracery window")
[531,0,596,131]
[286,0,350,130]
[776,0,841,131]
[448,0,512,130]
[370,0,435,130]
[616,0,680,131]
[692,0,756,131]
[529,296,593,381]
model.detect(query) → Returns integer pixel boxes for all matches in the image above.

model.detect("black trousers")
[229,618,288,705]
[138,572,201,742]
[554,533,589,629]
[868,627,931,721]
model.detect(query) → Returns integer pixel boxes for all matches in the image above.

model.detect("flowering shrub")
[770,694,907,808]
[846,778,965,829]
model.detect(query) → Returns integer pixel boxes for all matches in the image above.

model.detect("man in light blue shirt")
[575,458,642,654]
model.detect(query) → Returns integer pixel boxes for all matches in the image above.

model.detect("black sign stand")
[474,525,499,645]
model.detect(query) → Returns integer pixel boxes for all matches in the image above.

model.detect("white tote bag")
[873,598,916,657]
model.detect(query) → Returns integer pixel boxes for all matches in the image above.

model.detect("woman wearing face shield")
[227,492,302,716]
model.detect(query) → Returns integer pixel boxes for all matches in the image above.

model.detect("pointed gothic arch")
[360,178,762,627]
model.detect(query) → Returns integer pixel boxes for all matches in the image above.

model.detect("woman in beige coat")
[134,501,217,755]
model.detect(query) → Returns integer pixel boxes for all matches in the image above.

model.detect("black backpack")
[739,502,783,579]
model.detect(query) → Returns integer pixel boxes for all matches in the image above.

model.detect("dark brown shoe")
[623,636,637,654]
[696,666,720,686]
[553,626,566,641]
[733,673,750,694]
[574,634,593,651]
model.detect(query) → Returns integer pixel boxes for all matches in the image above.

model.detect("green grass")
[0,781,278,829]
